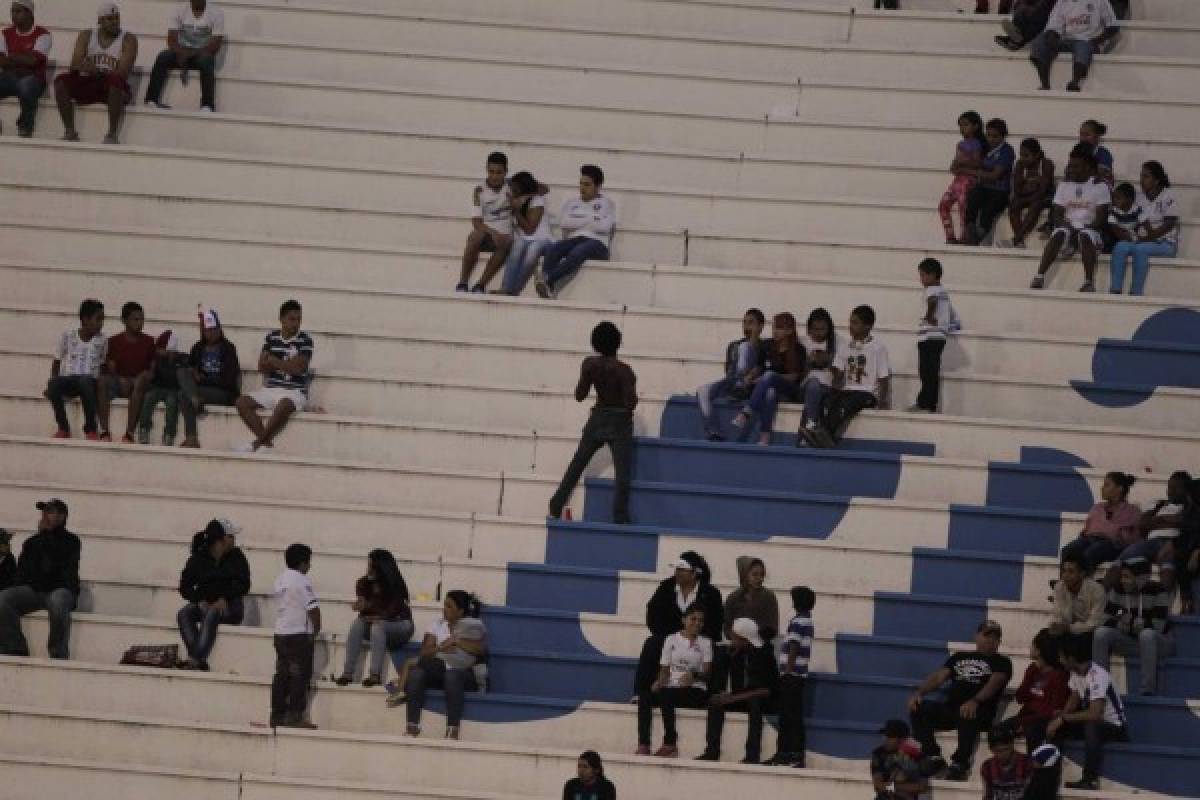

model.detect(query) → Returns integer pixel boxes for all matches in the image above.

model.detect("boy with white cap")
[696,616,779,764]
[0,0,52,136]
[179,307,240,448]
[54,1,138,144]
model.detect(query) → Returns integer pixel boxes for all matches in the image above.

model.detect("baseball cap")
[668,557,696,572]
[12,0,35,13]
[978,619,1003,637]
[878,719,910,738]
[201,309,222,330]
[97,1,118,18]
[156,330,179,352]
[205,517,242,539]
[36,498,68,517]
[731,617,763,649]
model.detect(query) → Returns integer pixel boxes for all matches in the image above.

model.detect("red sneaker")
[52,429,70,439]
[85,431,101,441]
[121,433,135,444]
[654,745,679,758]
[98,431,112,442]
[635,745,651,756]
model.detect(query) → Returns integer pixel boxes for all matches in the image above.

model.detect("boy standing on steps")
[549,321,637,525]
[46,298,107,440]
[910,258,955,413]
[271,543,320,729]
[765,585,814,767]
[457,151,513,293]
[802,305,890,449]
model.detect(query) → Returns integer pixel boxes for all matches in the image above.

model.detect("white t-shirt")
[170,3,225,49]
[917,285,952,342]
[558,195,617,250]
[273,568,319,635]
[515,194,553,243]
[1069,663,1126,728]
[835,336,890,398]
[1147,502,1183,541]
[1046,0,1117,40]
[659,632,713,690]
[54,328,107,378]
[1137,188,1179,245]
[800,334,835,387]
[424,616,485,669]
[1054,179,1112,231]
[471,181,513,236]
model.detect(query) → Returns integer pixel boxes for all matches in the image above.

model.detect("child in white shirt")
[271,543,320,728]
[803,305,890,449]
[911,258,956,413]
[46,298,107,439]
[536,165,615,299]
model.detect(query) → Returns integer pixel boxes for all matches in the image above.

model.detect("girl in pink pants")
[939,111,985,244]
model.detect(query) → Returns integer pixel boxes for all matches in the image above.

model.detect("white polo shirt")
[273,568,319,635]
[1055,179,1112,231]
[659,632,714,690]
[1069,663,1126,728]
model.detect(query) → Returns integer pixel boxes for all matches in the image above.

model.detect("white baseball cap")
[201,309,222,330]
[97,1,119,18]
[731,617,763,648]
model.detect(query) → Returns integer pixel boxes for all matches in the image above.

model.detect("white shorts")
[1053,227,1103,247]
[249,387,307,411]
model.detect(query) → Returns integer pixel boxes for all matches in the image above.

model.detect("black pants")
[145,50,217,109]
[875,0,899,8]
[705,696,766,761]
[965,186,1010,243]
[637,686,708,746]
[46,375,98,433]
[910,698,993,767]
[270,633,314,723]
[819,389,877,441]
[633,635,666,695]
[916,339,946,411]
[549,407,633,523]
[775,674,807,757]
[1055,720,1127,781]
[1012,3,1054,44]
[405,654,477,728]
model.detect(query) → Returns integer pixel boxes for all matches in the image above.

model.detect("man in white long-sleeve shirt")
[1029,0,1119,92]
[536,165,615,299]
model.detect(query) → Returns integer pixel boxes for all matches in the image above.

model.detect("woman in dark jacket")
[563,750,616,800]
[633,551,723,696]
[335,549,415,687]
[178,309,241,449]
[176,518,251,670]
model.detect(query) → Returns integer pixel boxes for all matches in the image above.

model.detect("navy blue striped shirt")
[261,330,314,392]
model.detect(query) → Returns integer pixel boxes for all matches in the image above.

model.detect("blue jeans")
[177,598,244,663]
[145,50,217,109]
[542,236,609,289]
[341,616,414,680]
[1109,239,1176,295]
[800,374,830,427]
[46,375,99,434]
[697,376,742,435]
[0,586,75,658]
[1119,537,1172,569]
[742,372,802,434]
[1061,534,1124,575]
[1030,32,1095,69]
[0,72,45,132]
[500,237,550,295]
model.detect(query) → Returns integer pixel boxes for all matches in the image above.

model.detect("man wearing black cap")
[870,719,927,800]
[0,499,81,659]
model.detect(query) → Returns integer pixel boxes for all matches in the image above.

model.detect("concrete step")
[0,752,243,800]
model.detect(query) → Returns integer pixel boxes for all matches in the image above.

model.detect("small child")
[980,728,1034,800]
[938,111,985,245]
[136,331,184,445]
[803,305,890,449]
[271,543,321,729]
[457,151,513,293]
[697,308,766,441]
[234,299,314,453]
[548,322,637,524]
[46,298,107,440]
[1104,182,1143,255]
[911,258,957,413]
[765,586,815,768]
[870,720,928,800]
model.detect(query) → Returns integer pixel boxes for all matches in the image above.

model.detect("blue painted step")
[910,547,1028,602]
[504,562,620,615]
[872,591,989,642]
[1073,308,1200,409]
[544,518,765,573]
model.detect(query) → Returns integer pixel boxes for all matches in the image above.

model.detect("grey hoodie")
[722,555,779,641]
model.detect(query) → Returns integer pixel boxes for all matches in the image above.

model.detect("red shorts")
[54,71,131,105]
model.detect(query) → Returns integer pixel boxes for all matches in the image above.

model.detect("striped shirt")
[261,330,314,392]
[1103,581,1171,635]
[779,612,813,676]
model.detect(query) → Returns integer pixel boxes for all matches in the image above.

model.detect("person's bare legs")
[1079,233,1098,288]
[104,84,123,142]
[55,80,77,137]
[124,372,151,438]
[474,236,513,290]
[1033,230,1067,286]
[258,398,296,448]
[459,229,486,286]
[236,395,268,443]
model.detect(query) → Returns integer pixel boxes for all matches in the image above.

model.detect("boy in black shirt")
[908,619,1013,780]
[548,321,637,524]
[696,617,779,763]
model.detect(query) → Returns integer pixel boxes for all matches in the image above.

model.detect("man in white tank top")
[53,2,138,144]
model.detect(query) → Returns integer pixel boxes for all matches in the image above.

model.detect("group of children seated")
[45,297,314,453]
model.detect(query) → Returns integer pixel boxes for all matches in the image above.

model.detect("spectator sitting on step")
[1047,554,1106,651]
[46,298,107,440]
[179,308,240,449]
[696,617,779,764]
[796,307,837,443]
[802,305,890,449]
[995,0,1056,51]
[97,301,156,443]
[938,111,985,245]
[1029,0,1119,92]
[0,0,52,137]
[870,719,927,800]
[1103,181,1142,255]
[234,299,313,453]
[636,603,713,757]
[176,517,249,671]
[497,170,555,296]
[993,629,1069,750]
[732,312,806,446]
[563,751,616,800]
[1118,470,1191,594]
[632,552,723,707]
[962,119,1016,246]
[1029,145,1110,292]
[1092,562,1172,696]
[1001,138,1055,249]
[765,585,815,768]
[908,619,1012,781]
[1077,120,1115,188]
[136,330,184,445]
[1060,471,1141,577]
[334,549,414,689]
[696,307,767,442]
[457,151,512,293]
[1109,161,1179,296]
[144,0,225,112]
[0,529,15,590]
[980,727,1033,800]
[395,590,487,740]
[1175,478,1200,615]
[54,1,138,145]
[0,498,80,659]
[536,164,616,299]
[1047,636,1128,791]
[270,542,320,729]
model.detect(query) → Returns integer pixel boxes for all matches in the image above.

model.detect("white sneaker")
[145,100,171,110]
[199,105,214,113]
[233,442,255,453]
